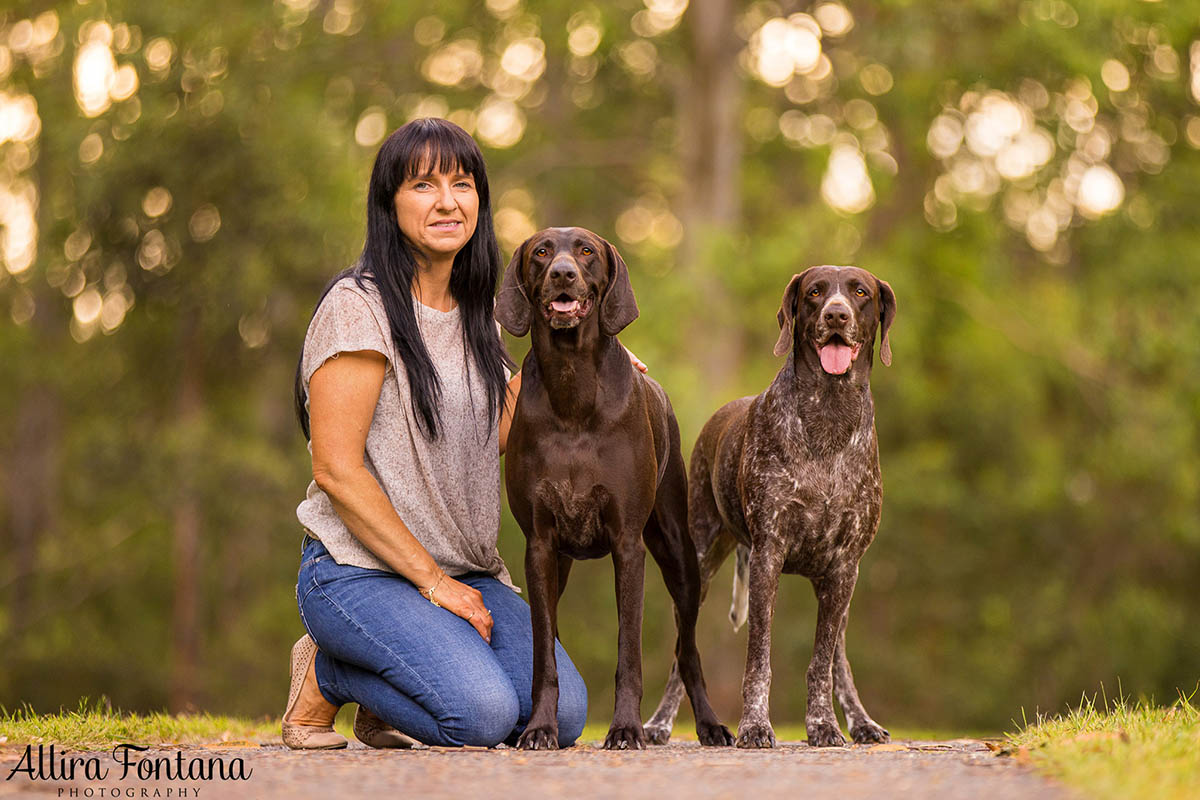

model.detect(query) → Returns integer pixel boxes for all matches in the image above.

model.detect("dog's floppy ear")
[876,277,896,366]
[773,270,812,357]
[495,237,532,336]
[599,238,639,336]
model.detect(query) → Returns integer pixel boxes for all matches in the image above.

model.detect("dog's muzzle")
[541,265,593,329]
[814,298,862,375]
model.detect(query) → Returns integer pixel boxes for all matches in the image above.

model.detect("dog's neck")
[774,342,874,458]
[526,319,630,420]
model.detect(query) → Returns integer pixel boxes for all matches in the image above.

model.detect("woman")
[281,118,594,749]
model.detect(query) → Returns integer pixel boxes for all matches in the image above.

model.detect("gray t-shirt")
[296,276,514,589]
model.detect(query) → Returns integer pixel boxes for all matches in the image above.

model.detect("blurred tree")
[1,0,1197,730]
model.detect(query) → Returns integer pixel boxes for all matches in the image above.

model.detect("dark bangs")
[392,119,490,203]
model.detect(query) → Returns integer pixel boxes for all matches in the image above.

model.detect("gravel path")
[1,740,1071,799]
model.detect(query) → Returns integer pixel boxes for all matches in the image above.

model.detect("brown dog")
[496,227,732,750]
[645,266,896,748]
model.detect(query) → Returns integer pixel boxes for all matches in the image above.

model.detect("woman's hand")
[625,346,648,373]
[426,574,494,643]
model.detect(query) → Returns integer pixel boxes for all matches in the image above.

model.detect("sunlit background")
[2,0,1199,733]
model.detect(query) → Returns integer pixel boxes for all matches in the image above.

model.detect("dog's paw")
[806,720,847,748]
[603,723,647,751]
[516,726,559,751]
[643,722,672,745]
[697,720,735,747]
[851,720,890,744]
[735,721,776,749]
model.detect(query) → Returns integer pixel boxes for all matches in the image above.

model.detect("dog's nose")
[823,303,851,326]
[548,259,579,283]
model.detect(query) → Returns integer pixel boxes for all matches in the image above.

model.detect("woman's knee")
[556,660,589,746]
[438,674,520,747]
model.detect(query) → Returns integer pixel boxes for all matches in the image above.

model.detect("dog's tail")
[729,545,750,632]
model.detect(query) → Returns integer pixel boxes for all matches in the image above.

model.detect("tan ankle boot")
[353,706,417,749]
[282,634,348,750]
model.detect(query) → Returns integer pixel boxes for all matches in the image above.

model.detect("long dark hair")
[294,118,512,440]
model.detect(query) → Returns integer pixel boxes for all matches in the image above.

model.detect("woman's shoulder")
[317,273,387,320]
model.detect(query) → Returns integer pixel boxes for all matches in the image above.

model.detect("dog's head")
[495,227,638,337]
[774,266,897,375]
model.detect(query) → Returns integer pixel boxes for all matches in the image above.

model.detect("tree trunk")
[170,311,204,712]
[5,383,60,639]
[679,0,744,390]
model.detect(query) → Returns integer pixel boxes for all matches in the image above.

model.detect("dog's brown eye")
[856,287,867,297]
[535,247,548,257]
[581,246,593,255]
[810,288,820,297]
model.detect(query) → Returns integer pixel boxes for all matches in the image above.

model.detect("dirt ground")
[0,739,1073,800]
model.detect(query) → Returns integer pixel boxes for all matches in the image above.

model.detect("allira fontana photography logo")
[5,743,253,797]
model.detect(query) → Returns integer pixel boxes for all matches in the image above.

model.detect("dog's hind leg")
[833,612,889,743]
[643,512,734,746]
[644,442,735,746]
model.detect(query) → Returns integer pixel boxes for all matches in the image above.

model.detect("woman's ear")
[599,238,639,336]
[495,238,532,336]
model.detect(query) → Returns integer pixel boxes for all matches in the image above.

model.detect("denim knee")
[557,661,589,746]
[438,675,521,747]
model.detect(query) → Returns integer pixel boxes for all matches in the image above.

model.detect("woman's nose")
[435,182,457,210]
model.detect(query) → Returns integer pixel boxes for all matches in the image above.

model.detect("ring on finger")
[466,611,476,621]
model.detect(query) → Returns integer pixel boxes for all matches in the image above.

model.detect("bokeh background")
[2,0,1198,734]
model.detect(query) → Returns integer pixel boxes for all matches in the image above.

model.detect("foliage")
[0,698,280,748]
[1006,688,1200,800]
[1,0,1198,733]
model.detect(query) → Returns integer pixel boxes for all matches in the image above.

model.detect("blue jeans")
[296,537,587,747]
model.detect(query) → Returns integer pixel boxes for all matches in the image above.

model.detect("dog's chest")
[533,478,612,559]
[743,418,881,575]
[512,417,658,559]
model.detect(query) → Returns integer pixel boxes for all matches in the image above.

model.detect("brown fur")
[644,266,896,748]
[497,227,733,750]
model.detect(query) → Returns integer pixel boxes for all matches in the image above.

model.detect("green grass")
[1006,689,1200,800]
[0,698,288,749]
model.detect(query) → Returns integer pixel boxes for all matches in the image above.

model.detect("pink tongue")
[819,343,853,374]
[551,299,579,313]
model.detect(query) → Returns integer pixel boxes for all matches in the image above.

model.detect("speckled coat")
[645,265,897,750]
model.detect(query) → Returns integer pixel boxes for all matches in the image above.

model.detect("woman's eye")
[581,246,593,255]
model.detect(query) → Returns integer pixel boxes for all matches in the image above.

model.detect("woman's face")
[393,163,479,266]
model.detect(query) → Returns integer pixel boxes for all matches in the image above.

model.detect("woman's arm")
[309,350,493,641]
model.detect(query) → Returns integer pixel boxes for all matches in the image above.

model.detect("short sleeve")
[301,285,392,389]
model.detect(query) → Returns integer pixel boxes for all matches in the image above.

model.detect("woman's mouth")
[429,220,461,230]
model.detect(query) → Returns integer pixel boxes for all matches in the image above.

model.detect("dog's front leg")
[517,522,562,750]
[736,542,784,748]
[806,569,857,747]
[605,534,647,750]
